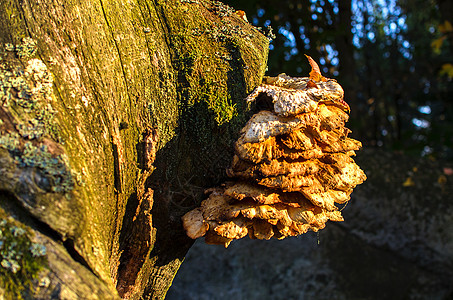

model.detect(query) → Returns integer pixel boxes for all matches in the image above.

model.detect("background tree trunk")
[0,0,268,299]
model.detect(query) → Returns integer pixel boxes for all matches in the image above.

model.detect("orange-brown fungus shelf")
[182,57,366,247]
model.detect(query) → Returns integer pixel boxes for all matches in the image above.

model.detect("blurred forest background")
[225,0,453,159]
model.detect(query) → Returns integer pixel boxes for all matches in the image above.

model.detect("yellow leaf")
[439,63,453,79]
[438,175,447,185]
[403,177,415,187]
[431,36,446,54]
[305,54,327,82]
[439,20,453,33]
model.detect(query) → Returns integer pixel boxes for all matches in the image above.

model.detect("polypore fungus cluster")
[182,56,366,247]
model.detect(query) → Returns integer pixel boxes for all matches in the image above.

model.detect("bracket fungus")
[182,56,366,247]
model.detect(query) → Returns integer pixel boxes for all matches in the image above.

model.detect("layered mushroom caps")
[182,71,366,247]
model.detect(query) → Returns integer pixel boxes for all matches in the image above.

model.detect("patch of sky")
[421,145,433,156]
[412,118,430,129]
[299,26,311,49]
[418,105,432,114]
[279,25,297,48]
[253,8,268,27]
[423,80,430,94]
[352,0,410,52]
[278,24,299,60]
[325,44,339,66]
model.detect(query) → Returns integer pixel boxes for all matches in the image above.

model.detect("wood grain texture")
[0,0,268,298]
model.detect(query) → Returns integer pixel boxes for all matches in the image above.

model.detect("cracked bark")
[0,0,268,299]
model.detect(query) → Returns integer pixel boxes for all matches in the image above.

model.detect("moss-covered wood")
[0,0,268,299]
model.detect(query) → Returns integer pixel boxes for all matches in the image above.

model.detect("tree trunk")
[0,0,268,299]
[334,0,358,117]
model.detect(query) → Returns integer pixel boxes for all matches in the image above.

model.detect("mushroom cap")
[234,104,360,164]
[240,110,307,143]
[246,74,345,116]
[181,208,208,239]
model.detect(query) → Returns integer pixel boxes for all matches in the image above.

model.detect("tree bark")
[0,0,268,299]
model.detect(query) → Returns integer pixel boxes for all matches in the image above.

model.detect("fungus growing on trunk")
[182,56,366,247]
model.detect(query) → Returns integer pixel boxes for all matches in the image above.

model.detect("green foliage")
[0,209,47,300]
[439,63,453,79]
[431,20,453,81]
[431,20,452,54]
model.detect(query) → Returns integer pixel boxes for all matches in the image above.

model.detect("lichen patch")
[0,39,76,193]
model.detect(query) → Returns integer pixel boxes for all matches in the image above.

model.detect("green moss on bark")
[169,1,268,127]
[0,208,47,300]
